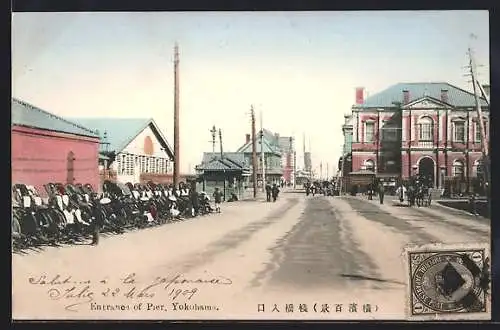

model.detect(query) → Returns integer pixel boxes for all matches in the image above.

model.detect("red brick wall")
[12,125,100,196]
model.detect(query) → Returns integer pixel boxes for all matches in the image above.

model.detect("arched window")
[452,160,464,178]
[364,159,375,171]
[144,136,154,155]
[418,116,433,141]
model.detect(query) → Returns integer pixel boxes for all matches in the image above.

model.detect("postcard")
[11,10,491,321]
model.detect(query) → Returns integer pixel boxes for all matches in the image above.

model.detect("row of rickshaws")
[11,180,213,251]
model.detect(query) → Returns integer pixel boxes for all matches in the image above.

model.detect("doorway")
[418,157,435,187]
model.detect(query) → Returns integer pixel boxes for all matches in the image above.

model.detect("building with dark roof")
[69,117,175,185]
[195,152,251,200]
[345,82,489,194]
[11,98,101,194]
[237,129,294,184]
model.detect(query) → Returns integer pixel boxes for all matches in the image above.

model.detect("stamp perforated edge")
[401,242,491,321]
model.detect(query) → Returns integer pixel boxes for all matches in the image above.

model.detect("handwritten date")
[28,273,232,312]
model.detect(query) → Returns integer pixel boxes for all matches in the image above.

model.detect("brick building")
[11,98,100,195]
[348,82,489,192]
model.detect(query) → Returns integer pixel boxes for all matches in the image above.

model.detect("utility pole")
[340,151,346,195]
[173,42,180,187]
[219,128,225,200]
[250,106,258,198]
[210,125,217,154]
[468,44,490,198]
[326,162,329,180]
[293,148,297,189]
[218,128,224,158]
[260,110,266,190]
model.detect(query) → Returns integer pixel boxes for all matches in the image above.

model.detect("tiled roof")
[356,82,488,109]
[11,98,99,138]
[202,152,247,166]
[68,117,174,158]
[196,154,250,172]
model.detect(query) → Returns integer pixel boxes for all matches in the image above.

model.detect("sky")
[12,11,489,175]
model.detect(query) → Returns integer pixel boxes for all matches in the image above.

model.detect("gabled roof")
[201,152,247,167]
[355,82,488,109]
[236,129,282,155]
[69,117,174,159]
[196,153,250,172]
[11,98,99,138]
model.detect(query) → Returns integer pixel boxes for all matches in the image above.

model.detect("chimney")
[355,87,365,105]
[482,84,490,98]
[440,89,449,103]
[403,90,410,104]
[245,134,250,144]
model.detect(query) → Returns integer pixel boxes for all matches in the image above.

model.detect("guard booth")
[346,170,376,194]
[195,155,250,201]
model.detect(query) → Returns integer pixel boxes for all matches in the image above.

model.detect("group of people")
[366,182,386,204]
[265,182,280,202]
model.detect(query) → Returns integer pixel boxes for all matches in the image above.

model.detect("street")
[12,191,490,320]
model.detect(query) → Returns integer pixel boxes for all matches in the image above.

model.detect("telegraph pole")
[467,44,490,197]
[260,110,266,190]
[173,42,180,187]
[219,128,226,200]
[218,128,224,158]
[210,125,217,154]
[251,106,258,198]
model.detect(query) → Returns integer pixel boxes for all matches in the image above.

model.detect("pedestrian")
[469,193,478,216]
[213,187,223,213]
[189,184,199,217]
[90,204,104,246]
[396,183,406,203]
[265,182,272,202]
[367,184,373,200]
[272,184,280,202]
[378,182,385,205]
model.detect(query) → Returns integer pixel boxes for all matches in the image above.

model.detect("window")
[452,160,464,178]
[453,121,465,142]
[126,155,134,175]
[475,120,486,142]
[121,154,126,174]
[381,121,398,141]
[161,159,166,174]
[364,159,375,171]
[365,122,375,142]
[418,117,433,141]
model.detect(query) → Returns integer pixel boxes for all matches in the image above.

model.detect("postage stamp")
[403,243,491,321]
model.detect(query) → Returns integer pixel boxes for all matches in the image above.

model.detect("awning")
[349,170,375,175]
[99,154,110,160]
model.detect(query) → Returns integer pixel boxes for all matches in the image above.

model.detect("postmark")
[403,243,490,320]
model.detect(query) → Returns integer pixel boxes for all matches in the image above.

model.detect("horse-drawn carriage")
[396,177,433,207]
[415,186,432,207]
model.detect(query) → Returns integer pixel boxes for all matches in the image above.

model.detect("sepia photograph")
[11,10,491,320]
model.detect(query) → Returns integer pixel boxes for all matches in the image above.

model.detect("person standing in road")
[90,203,105,245]
[378,182,385,205]
[265,182,272,202]
[213,187,223,213]
[272,183,280,202]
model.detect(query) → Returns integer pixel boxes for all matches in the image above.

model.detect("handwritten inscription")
[28,273,232,312]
